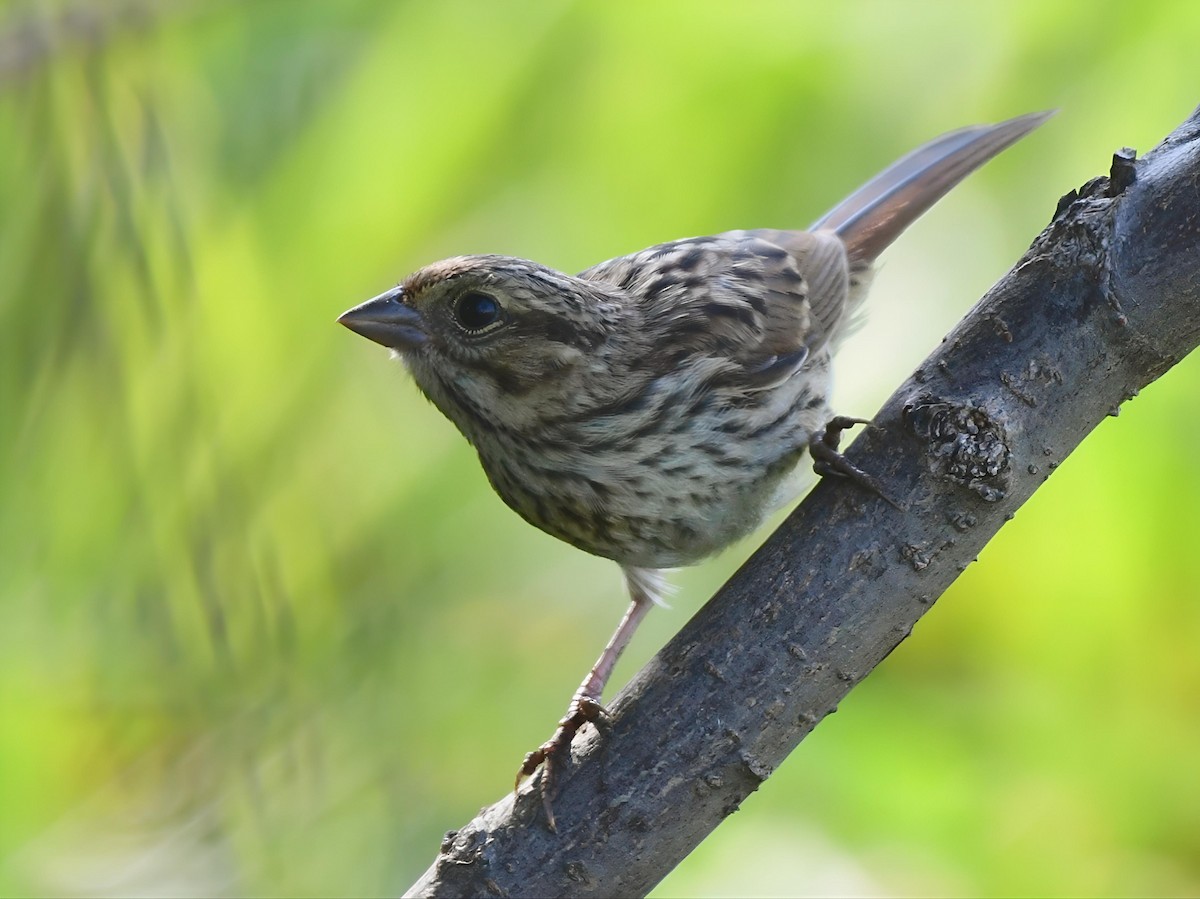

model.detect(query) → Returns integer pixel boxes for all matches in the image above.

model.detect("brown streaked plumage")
[338,111,1052,829]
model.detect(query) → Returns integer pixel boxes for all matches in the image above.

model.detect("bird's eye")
[453,291,504,333]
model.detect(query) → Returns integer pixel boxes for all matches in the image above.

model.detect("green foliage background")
[2,2,1198,896]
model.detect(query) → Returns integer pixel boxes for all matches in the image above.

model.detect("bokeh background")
[3,1,1199,896]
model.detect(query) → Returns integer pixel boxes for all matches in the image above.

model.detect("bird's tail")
[811,110,1054,264]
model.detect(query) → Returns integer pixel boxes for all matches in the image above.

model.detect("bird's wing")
[579,231,850,388]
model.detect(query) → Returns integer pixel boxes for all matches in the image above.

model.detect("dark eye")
[454,291,503,333]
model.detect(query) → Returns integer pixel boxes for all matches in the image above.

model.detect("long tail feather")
[812,110,1054,263]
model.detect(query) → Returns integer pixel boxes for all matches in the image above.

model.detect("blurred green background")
[2,1,1199,896]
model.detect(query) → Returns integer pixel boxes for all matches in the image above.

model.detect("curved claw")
[513,693,608,831]
[512,592,653,831]
[809,416,905,511]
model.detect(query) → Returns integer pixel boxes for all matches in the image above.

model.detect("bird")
[337,110,1051,829]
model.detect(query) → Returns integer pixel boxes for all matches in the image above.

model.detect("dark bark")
[406,106,1200,899]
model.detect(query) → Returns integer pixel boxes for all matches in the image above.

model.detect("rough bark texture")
[406,106,1200,899]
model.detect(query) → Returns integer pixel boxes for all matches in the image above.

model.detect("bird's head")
[338,255,629,439]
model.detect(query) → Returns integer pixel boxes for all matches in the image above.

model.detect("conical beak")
[337,286,427,350]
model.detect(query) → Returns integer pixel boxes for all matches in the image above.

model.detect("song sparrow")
[338,111,1050,828]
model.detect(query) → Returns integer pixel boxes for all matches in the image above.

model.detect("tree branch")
[406,105,1200,899]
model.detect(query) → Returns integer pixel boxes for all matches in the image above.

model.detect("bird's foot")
[515,691,607,831]
[809,416,904,511]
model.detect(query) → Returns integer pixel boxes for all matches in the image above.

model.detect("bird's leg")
[809,415,904,511]
[517,569,660,831]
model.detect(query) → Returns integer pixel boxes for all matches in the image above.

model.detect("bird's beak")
[337,286,427,350]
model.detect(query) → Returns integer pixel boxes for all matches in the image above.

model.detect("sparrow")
[338,110,1051,828]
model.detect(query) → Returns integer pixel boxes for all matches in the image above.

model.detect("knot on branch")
[903,396,1012,501]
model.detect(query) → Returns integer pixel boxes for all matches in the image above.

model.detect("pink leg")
[574,588,654,706]
[517,568,662,830]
